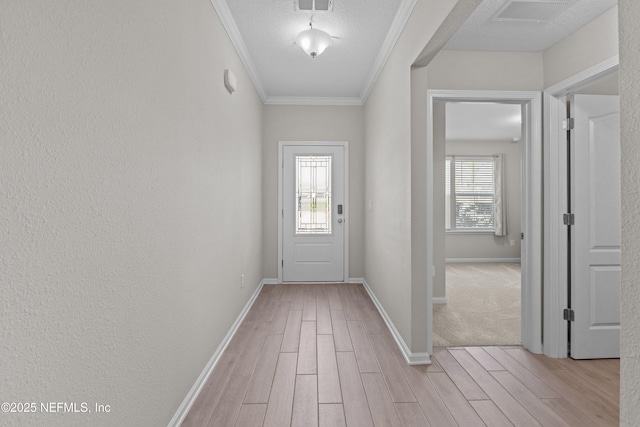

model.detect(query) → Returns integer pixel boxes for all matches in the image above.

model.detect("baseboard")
[445,258,521,263]
[350,278,431,365]
[167,279,266,427]
[432,297,448,304]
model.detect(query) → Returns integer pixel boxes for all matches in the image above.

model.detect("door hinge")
[562,118,575,131]
[563,308,575,322]
[521,232,524,240]
[281,260,284,268]
[563,213,575,225]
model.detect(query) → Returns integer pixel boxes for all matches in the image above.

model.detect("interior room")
[2,0,638,426]
[433,101,522,347]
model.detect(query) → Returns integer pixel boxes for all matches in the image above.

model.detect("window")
[295,155,332,234]
[445,156,495,231]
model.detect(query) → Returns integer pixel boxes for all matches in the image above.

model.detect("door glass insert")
[295,155,332,234]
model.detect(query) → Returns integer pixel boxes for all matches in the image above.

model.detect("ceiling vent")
[492,0,573,23]
[295,0,334,12]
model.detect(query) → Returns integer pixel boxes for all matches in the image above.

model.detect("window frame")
[445,155,496,233]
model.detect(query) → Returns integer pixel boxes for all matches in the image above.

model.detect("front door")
[281,143,347,282]
[569,94,621,359]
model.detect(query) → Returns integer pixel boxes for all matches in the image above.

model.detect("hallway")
[182,283,619,426]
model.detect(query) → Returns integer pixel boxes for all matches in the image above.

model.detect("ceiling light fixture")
[296,21,332,58]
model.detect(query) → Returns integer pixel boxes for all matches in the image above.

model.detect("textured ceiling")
[220,0,407,104]
[215,0,618,104]
[445,0,618,51]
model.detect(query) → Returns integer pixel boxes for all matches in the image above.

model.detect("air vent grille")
[295,0,333,12]
[493,0,572,23]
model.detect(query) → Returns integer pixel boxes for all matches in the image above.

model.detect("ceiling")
[216,0,410,104]
[445,0,617,51]
[215,0,618,105]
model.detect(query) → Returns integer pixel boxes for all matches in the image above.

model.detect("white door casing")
[427,90,543,355]
[279,142,348,282]
[569,94,621,359]
[543,56,618,358]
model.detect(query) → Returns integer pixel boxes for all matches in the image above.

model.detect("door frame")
[543,56,619,358]
[277,141,350,283]
[427,90,543,354]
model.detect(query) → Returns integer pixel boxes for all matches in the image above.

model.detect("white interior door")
[281,144,347,282]
[570,94,620,359]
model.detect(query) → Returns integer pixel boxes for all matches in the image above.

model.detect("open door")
[569,94,621,359]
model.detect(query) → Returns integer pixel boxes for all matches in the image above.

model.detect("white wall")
[262,105,365,279]
[618,1,640,424]
[544,6,619,88]
[365,0,465,354]
[421,50,542,302]
[432,101,448,299]
[445,140,522,260]
[0,1,263,426]
[426,50,544,90]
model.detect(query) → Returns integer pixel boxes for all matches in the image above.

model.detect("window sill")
[446,229,496,235]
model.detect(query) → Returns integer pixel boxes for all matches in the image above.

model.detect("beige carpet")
[433,262,521,347]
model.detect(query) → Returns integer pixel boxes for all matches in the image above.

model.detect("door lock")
[337,204,343,215]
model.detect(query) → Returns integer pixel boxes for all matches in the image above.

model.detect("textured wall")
[543,5,618,88]
[0,1,263,426]
[262,105,365,279]
[618,1,640,424]
[364,0,463,353]
[426,50,544,90]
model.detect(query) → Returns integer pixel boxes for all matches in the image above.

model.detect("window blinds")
[446,156,495,230]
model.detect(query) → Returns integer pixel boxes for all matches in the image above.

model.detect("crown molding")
[210,0,268,102]
[264,96,364,106]
[359,0,417,103]
[212,0,416,106]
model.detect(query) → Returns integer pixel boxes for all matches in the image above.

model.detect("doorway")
[544,63,621,359]
[427,90,543,355]
[278,141,349,282]
[433,101,523,347]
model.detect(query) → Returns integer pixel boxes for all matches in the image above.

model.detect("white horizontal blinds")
[448,156,495,230]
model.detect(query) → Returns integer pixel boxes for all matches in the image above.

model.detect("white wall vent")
[295,0,334,12]
[492,0,573,23]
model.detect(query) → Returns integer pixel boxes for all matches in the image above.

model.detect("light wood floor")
[182,283,619,426]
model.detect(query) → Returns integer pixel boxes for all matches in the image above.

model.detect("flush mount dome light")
[296,22,332,58]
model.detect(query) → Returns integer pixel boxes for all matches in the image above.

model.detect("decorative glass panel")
[295,155,332,234]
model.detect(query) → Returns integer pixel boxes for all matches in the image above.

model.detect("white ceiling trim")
[212,0,416,106]
[209,0,267,102]
[544,55,619,95]
[265,96,364,106]
[359,0,417,103]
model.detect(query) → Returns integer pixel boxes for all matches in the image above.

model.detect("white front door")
[281,143,347,282]
[570,94,621,359]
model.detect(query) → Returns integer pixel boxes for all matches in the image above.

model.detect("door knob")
[337,219,343,223]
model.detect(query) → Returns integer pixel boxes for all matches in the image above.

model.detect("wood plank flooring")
[182,283,619,427]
